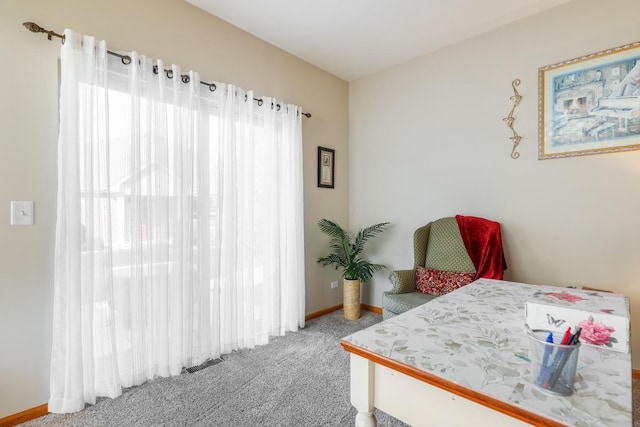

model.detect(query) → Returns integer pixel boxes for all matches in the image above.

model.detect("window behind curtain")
[50,30,305,414]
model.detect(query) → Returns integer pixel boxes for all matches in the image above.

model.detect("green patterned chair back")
[414,217,475,273]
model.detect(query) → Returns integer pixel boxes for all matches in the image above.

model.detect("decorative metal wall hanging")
[503,79,523,159]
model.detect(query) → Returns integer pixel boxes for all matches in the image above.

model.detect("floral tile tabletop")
[342,279,631,427]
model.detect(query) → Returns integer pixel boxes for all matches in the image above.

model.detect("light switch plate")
[10,201,34,226]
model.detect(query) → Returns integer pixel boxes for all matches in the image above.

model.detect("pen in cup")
[544,327,582,390]
[542,332,554,366]
[536,332,554,386]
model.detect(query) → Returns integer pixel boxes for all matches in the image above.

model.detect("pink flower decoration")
[543,292,583,303]
[578,318,615,345]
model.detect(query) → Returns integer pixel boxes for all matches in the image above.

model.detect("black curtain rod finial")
[23,21,65,41]
[23,21,42,32]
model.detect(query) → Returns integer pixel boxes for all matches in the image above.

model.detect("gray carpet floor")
[21,310,408,427]
[20,310,640,426]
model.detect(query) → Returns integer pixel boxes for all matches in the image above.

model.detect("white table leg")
[350,353,377,427]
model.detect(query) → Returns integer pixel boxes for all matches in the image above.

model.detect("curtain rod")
[22,22,312,118]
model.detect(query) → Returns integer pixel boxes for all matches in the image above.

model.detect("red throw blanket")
[455,215,507,280]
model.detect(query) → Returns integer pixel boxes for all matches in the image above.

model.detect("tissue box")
[525,287,630,353]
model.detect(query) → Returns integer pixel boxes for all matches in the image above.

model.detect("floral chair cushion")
[415,266,474,296]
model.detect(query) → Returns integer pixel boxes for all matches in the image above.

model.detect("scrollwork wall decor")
[503,79,523,159]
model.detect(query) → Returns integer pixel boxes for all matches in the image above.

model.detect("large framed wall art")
[539,41,640,159]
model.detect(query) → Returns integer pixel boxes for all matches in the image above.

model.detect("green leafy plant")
[317,219,389,282]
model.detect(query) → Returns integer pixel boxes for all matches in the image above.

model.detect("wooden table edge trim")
[340,340,567,427]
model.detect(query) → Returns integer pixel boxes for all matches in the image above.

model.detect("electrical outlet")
[330,281,339,289]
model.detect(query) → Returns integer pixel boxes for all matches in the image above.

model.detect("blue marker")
[537,332,554,386]
[542,332,554,366]
[546,332,554,344]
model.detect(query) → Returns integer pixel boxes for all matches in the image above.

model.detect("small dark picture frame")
[317,146,335,188]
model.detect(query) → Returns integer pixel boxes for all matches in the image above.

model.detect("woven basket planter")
[343,279,361,320]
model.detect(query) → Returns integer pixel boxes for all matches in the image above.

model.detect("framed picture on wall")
[317,146,335,188]
[539,40,640,159]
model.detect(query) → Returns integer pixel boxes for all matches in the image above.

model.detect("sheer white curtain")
[49,29,305,414]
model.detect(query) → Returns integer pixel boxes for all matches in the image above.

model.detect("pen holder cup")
[528,330,580,396]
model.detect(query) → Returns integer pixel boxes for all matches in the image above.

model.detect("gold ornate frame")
[539,40,640,159]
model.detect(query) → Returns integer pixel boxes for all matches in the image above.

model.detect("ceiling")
[186,0,572,82]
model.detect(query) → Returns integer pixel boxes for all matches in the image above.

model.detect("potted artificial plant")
[317,219,389,320]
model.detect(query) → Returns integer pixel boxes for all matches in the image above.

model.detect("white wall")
[350,0,640,367]
[0,0,348,418]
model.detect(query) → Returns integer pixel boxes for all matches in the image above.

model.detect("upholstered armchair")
[382,216,505,319]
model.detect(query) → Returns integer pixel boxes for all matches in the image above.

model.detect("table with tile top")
[341,279,631,427]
